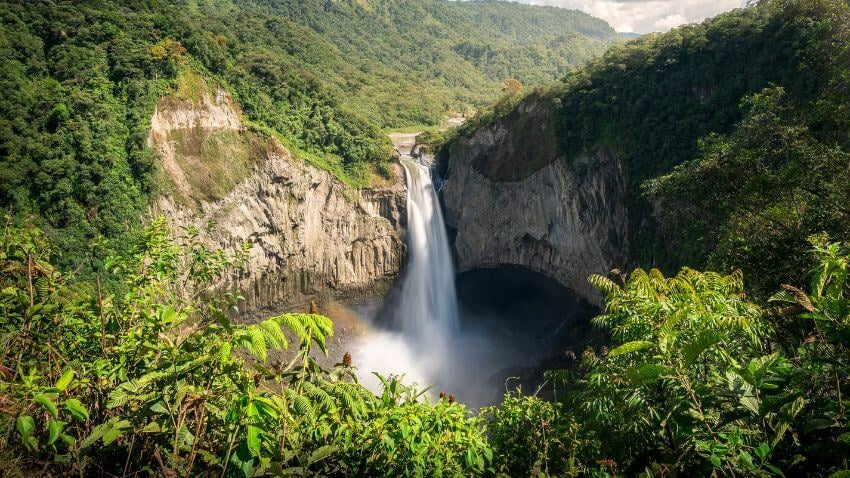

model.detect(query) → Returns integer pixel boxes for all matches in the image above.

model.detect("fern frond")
[303,382,335,412]
[259,318,289,351]
[588,274,620,296]
[284,389,315,421]
[626,363,671,386]
[682,330,723,366]
[273,314,308,343]
[608,340,654,358]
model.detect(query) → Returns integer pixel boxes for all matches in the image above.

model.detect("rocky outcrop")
[443,94,628,305]
[148,79,405,312]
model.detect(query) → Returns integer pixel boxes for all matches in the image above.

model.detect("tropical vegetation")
[2,216,847,476]
[441,0,850,298]
[0,0,615,273]
[2,0,850,476]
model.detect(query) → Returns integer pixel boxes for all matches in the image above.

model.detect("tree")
[503,78,523,97]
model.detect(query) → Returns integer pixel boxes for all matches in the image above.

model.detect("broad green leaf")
[35,394,58,418]
[801,418,834,434]
[246,425,262,457]
[754,442,771,460]
[17,415,35,438]
[608,340,654,357]
[48,420,66,445]
[55,369,74,392]
[64,399,89,421]
[60,434,75,447]
[626,363,671,386]
[80,418,129,449]
[23,436,39,451]
[766,464,786,477]
[308,445,338,465]
[102,427,123,445]
[682,331,723,366]
[149,400,169,414]
[727,372,759,413]
[141,421,162,433]
[710,454,721,468]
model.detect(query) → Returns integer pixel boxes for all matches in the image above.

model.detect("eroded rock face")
[148,83,405,312]
[443,95,629,305]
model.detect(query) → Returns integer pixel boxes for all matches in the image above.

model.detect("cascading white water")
[395,158,459,343]
[352,155,461,395]
[352,142,582,406]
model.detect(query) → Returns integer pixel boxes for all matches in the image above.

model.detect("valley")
[1,0,849,477]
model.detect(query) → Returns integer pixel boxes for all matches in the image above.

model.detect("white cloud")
[516,0,745,33]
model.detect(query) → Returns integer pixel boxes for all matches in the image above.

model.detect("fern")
[302,382,335,413]
[273,314,309,344]
[626,363,672,386]
[259,318,289,351]
[608,340,654,358]
[239,327,268,361]
[588,274,620,295]
[682,330,723,366]
[286,390,315,421]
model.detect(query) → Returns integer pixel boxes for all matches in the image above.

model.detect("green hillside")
[2,1,850,477]
[446,0,850,297]
[0,0,616,270]
[196,0,619,127]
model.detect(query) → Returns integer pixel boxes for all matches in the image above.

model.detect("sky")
[517,0,746,34]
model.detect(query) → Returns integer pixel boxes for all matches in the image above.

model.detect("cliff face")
[148,78,405,311]
[443,95,628,305]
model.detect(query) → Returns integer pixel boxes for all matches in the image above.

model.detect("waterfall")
[352,152,463,398]
[396,158,459,344]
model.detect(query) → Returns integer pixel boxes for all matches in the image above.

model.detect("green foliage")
[483,392,582,477]
[0,0,619,272]
[240,0,618,128]
[444,0,850,297]
[647,86,850,296]
[0,1,395,271]
[0,217,491,477]
[564,0,850,291]
[524,237,850,476]
[336,375,492,476]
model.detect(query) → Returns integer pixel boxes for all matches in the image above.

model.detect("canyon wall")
[148,80,405,312]
[443,95,629,305]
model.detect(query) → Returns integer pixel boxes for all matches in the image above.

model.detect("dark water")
[352,266,598,408]
[457,267,595,342]
[451,267,598,405]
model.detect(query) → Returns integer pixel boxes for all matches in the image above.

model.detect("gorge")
[352,138,595,406]
[2,0,849,476]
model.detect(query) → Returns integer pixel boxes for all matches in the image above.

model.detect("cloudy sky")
[518,0,746,34]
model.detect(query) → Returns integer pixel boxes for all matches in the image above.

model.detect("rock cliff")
[443,95,629,305]
[148,78,405,312]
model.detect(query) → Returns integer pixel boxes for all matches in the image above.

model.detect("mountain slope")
[442,0,850,297]
[0,0,616,269]
[197,0,621,127]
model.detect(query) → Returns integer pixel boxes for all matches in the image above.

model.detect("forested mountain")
[2,1,849,477]
[0,0,616,270]
[429,1,849,475]
[188,0,620,127]
[445,0,850,297]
